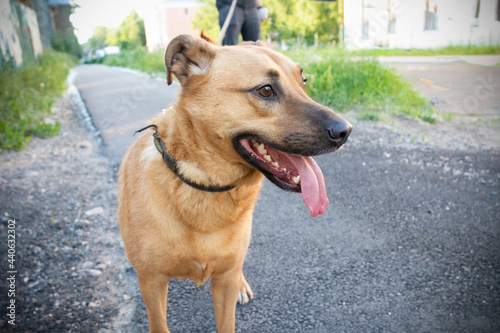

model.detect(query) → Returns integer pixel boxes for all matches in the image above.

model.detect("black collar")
[135,124,236,193]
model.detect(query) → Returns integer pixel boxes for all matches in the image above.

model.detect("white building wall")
[343,0,366,49]
[344,0,500,50]
[144,0,200,52]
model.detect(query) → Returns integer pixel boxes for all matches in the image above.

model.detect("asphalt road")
[72,63,499,332]
[71,65,179,162]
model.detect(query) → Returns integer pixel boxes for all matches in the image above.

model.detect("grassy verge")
[0,51,78,151]
[351,44,500,57]
[285,44,500,58]
[284,49,435,122]
[102,48,165,75]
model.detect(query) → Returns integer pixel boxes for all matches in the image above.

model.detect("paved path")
[71,62,500,332]
[72,65,179,163]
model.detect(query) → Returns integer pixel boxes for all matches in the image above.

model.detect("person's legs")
[218,6,245,45]
[241,7,261,42]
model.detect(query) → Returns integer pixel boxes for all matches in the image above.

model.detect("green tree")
[265,0,339,46]
[87,11,146,52]
[117,10,146,50]
[88,26,109,50]
[105,29,121,46]
[192,0,220,39]
[52,32,83,58]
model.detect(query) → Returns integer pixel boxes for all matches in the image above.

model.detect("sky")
[70,0,159,44]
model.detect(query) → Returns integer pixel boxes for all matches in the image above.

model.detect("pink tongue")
[286,155,329,217]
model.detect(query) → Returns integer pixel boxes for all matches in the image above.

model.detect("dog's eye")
[257,85,275,98]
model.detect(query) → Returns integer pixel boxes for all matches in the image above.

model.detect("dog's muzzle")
[327,119,352,148]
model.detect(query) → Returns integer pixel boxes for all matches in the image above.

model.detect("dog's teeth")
[282,168,287,172]
[257,144,267,155]
[264,154,272,162]
[251,140,258,147]
[272,161,279,168]
[293,175,301,184]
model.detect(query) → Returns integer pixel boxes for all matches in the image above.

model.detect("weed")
[102,48,165,75]
[358,111,381,121]
[0,51,77,150]
[442,113,454,121]
[289,52,435,122]
[367,44,500,56]
[286,44,500,58]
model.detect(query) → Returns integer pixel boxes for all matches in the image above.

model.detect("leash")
[135,124,236,193]
[216,0,238,45]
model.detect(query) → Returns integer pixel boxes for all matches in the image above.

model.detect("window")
[424,0,438,31]
[474,0,481,18]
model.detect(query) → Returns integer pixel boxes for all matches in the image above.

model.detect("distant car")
[95,46,121,59]
[103,46,120,55]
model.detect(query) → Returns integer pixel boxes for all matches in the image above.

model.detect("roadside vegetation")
[102,48,165,75]
[0,51,78,150]
[284,49,436,122]
[347,44,500,57]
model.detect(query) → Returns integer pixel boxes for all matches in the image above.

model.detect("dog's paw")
[237,275,254,305]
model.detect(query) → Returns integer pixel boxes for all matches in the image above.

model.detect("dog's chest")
[181,231,243,285]
[189,260,213,285]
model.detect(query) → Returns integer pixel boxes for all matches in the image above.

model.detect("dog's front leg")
[138,272,170,333]
[211,269,243,333]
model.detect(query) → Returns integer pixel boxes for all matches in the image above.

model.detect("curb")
[66,68,103,146]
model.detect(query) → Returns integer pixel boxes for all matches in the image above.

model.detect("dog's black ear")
[164,35,216,86]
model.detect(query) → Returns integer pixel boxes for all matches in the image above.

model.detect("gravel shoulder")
[385,61,500,151]
[0,87,136,332]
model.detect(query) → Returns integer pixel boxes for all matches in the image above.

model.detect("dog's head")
[164,35,352,217]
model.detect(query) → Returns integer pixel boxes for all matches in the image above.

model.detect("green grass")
[354,44,500,56]
[102,48,165,75]
[286,44,500,58]
[285,48,435,122]
[0,51,78,151]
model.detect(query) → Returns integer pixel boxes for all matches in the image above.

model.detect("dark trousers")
[218,5,260,46]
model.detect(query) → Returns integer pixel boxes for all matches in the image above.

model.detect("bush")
[102,47,165,75]
[52,32,83,59]
[0,51,78,150]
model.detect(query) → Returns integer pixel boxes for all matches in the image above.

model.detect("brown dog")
[117,34,352,333]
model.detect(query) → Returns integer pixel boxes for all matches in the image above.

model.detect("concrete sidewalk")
[70,64,179,163]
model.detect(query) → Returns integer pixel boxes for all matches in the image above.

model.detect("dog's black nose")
[327,120,352,146]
